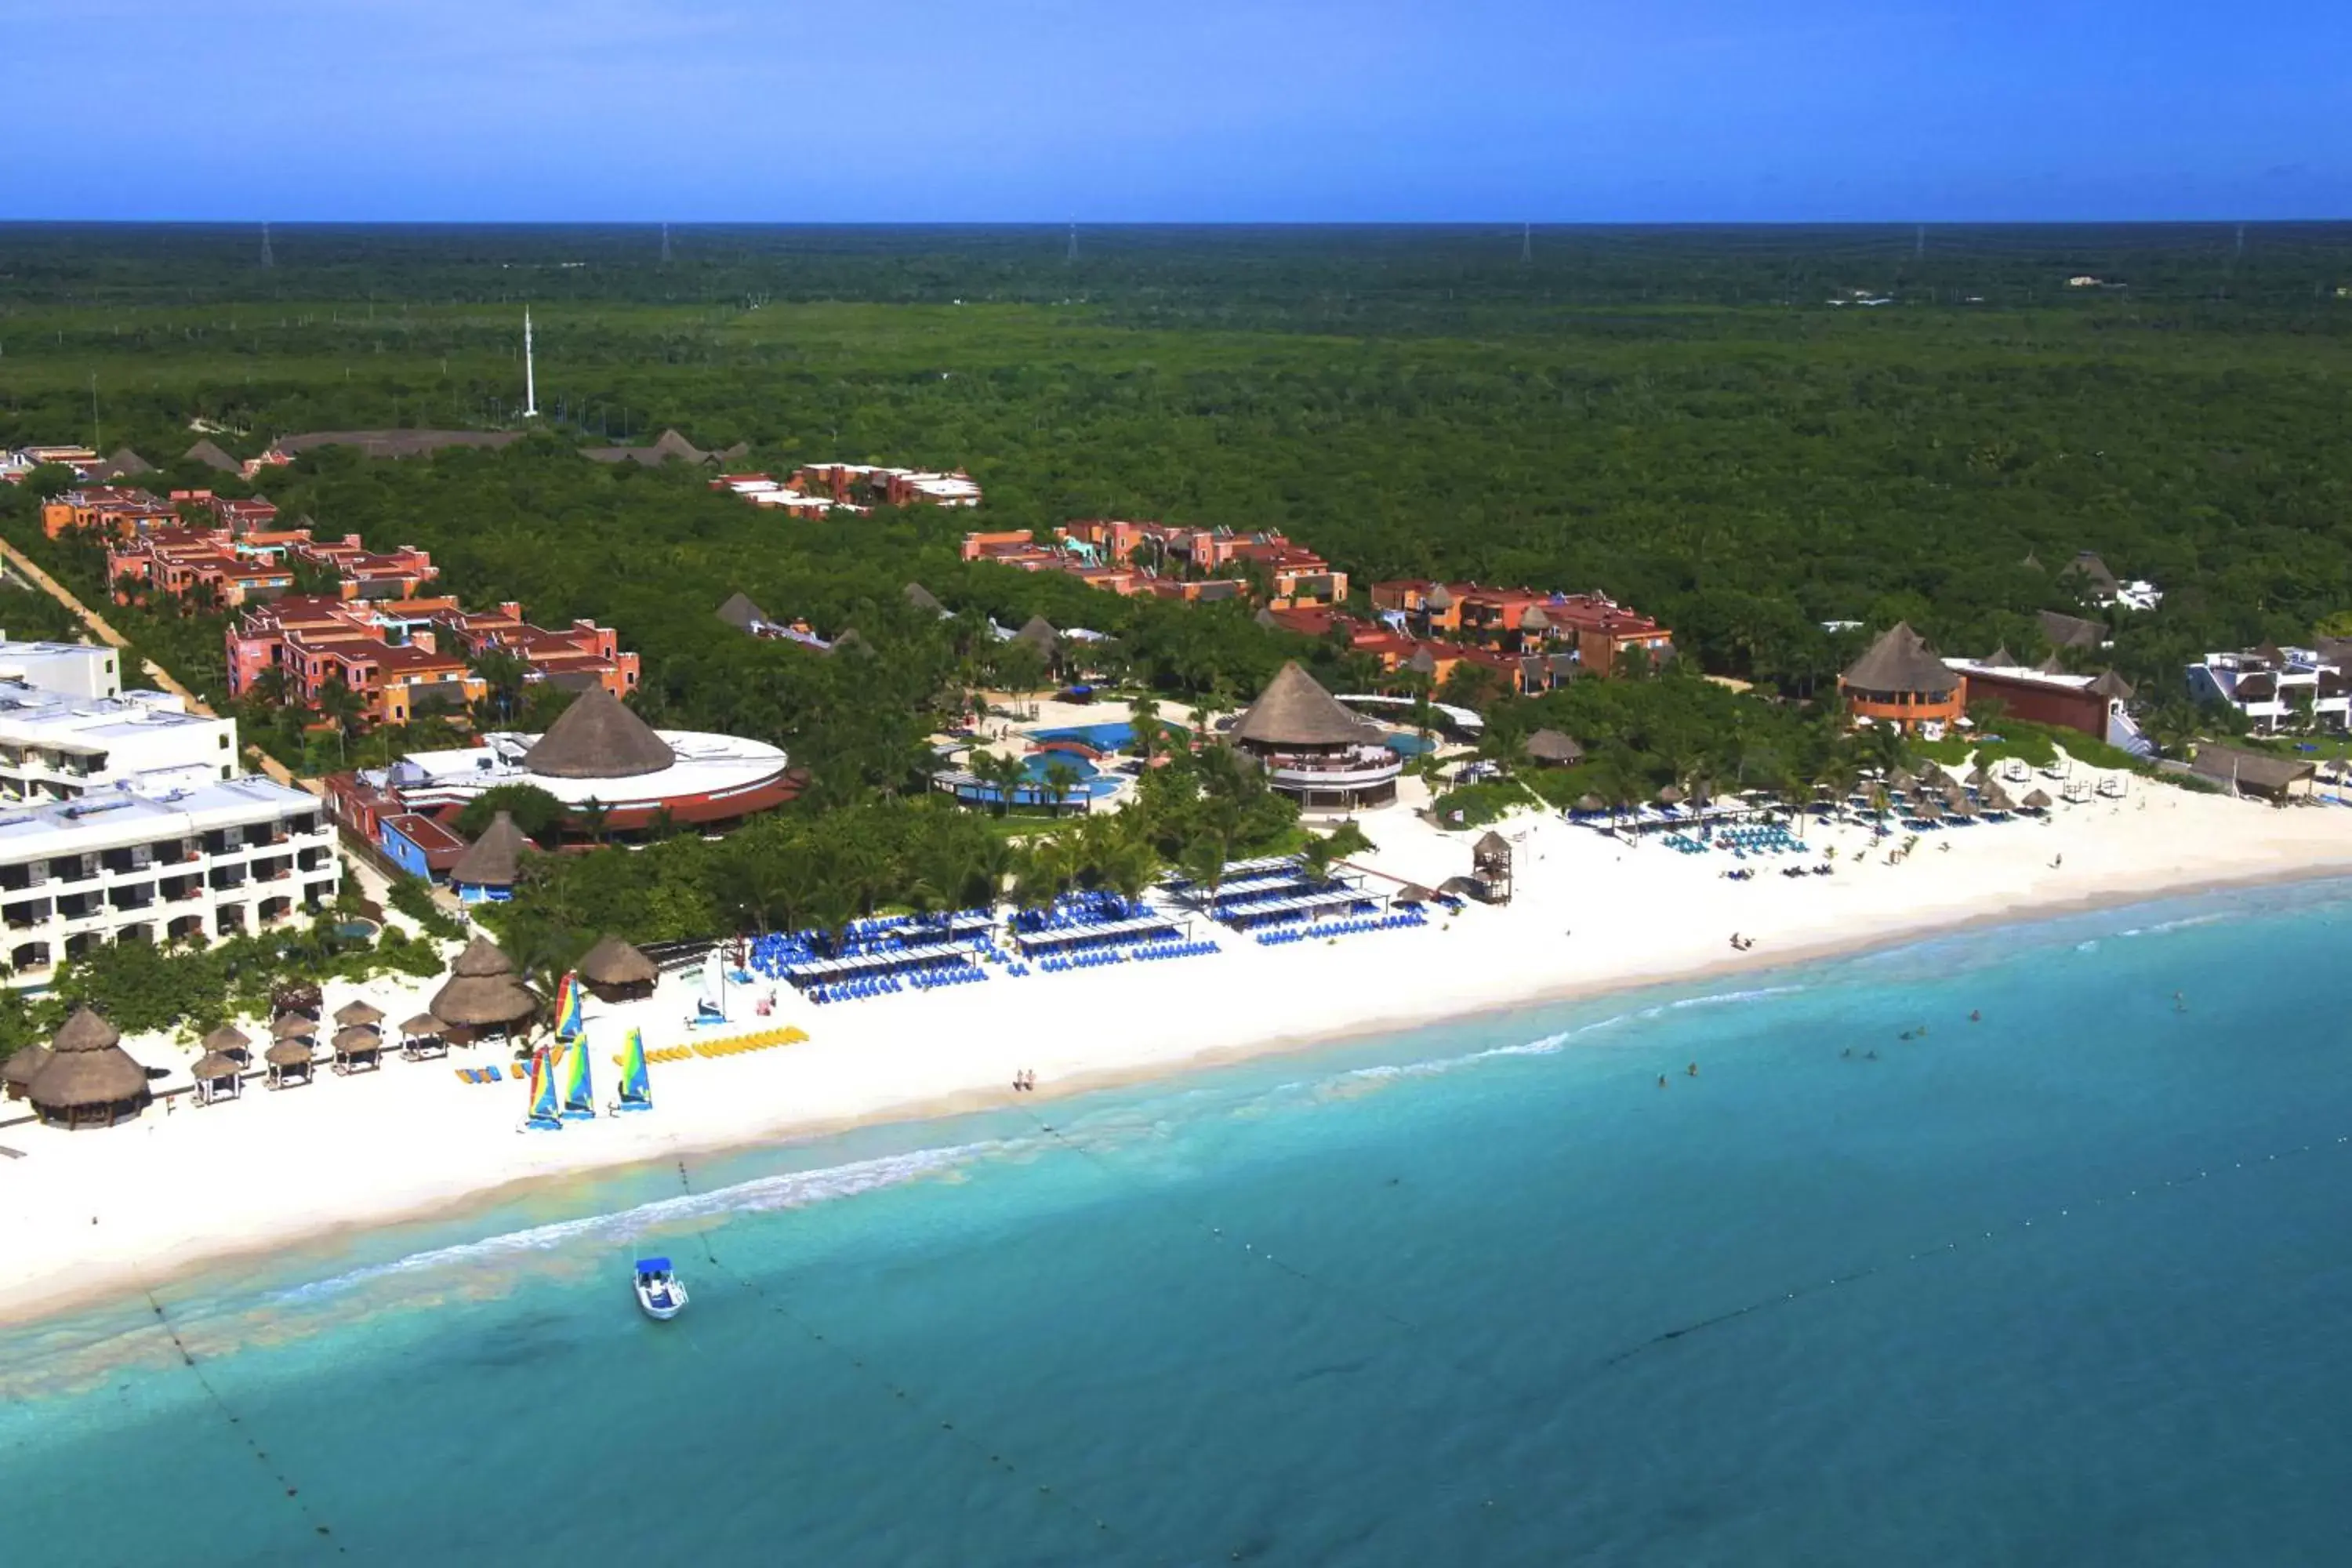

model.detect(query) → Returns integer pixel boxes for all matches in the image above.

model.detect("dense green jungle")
[1,223,2347,996]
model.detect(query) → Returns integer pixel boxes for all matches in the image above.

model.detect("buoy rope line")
[139,1283,345,1555]
[670,1161,1125,1552]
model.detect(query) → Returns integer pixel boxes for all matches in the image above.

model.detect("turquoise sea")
[9,882,2352,1566]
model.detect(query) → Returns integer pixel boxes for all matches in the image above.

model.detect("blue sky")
[6,0,2345,220]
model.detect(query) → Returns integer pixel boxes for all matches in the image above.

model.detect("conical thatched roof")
[1394,884,1432,905]
[2038,653,2068,675]
[1984,644,2016,668]
[1518,604,1552,632]
[185,438,241,473]
[1657,782,1685,804]
[1423,585,1454,611]
[715,591,768,632]
[2023,788,2053,809]
[1843,622,1958,696]
[401,1012,444,1036]
[4,1044,52,1089]
[270,1012,317,1040]
[1981,783,2016,811]
[1403,647,1439,676]
[449,811,535,889]
[99,447,154,478]
[432,938,539,1027]
[191,1051,242,1082]
[202,1023,252,1056]
[332,1025,381,1053]
[1573,793,1606,812]
[1914,795,1944,819]
[54,1008,122,1051]
[2088,669,2136,701]
[1523,728,1584,764]
[28,1008,151,1112]
[333,1000,383,1028]
[1011,615,1059,655]
[265,1038,313,1068]
[452,935,516,978]
[904,581,945,614]
[1475,830,1512,855]
[1253,607,1279,629]
[1230,662,1374,749]
[522,686,674,780]
[828,626,873,658]
[578,934,657,987]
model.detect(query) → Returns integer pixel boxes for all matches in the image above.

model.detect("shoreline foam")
[5,771,2350,1332]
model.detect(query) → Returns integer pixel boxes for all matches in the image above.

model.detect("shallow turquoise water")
[8,883,2352,1565]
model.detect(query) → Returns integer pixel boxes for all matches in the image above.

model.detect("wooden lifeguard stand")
[1472,831,1514,905]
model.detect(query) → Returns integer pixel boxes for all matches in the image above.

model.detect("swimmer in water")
[2173,991,2188,1013]
[1657,1074,1668,1089]
[1969,1010,1980,1022]
[1686,1062,1699,1078]
[1864,1049,1879,1061]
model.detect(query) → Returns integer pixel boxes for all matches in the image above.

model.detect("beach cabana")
[331,1025,383,1076]
[201,1024,252,1065]
[1912,795,1944,822]
[448,811,539,905]
[191,1051,244,1105]
[578,934,659,1004]
[2021,788,2053,813]
[430,936,541,1041]
[332,1000,384,1030]
[265,1037,314,1089]
[400,1013,448,1060]
[27,1008,153,1129]
[270,1011,318,1044]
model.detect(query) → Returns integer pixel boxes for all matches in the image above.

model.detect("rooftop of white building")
[374,728,789,810]
[0,777,321,858]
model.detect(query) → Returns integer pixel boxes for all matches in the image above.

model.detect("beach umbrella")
[2022,789,2053,811]
[1914,796,1944,820]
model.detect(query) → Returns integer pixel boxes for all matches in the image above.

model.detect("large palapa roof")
[1843,622,1958,697]
[27,1007,150,1112]
[522,686,676,780]
[1230,662,1377,748]
[449,811,536,889]
[578,933,658,986]
[715,592,768,632]
[431,937,540,1027]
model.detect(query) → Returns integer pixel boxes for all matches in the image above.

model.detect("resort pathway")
[0,538,308,792]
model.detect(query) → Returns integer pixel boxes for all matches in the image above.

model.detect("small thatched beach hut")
[578,934,659,1003]
[191,1051,244,1105]
[270,1011,318,1042]
[448,811,539,905]
[265,1036,314,1089]
[28,1008,153,1129]
[399,1012,448,1059]
[2022,788,2053,813]
[202,1024,252,1065]
[3,1040,51,1102]
[430,936,540,1040]
[332,1025,383,1075]
[332,1000,384,1030]
[1523,729,1585,767]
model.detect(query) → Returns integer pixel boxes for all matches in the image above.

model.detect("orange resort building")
[961,522,1345,608]
[41,485,176,539]
[1229,662,1404,811]
[223,596,637,725]
[1839,622,1966,735]
[327,688,797,875]
[1370,581,1674,677]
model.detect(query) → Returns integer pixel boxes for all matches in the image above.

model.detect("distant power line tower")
[1915,223,1925,260]
[1521,221,1532,264]
[260,222,274,270]
[521,308,539,419]
[2234,223,2246,262]
[661,222,672,265]
[1066,222,1078,263]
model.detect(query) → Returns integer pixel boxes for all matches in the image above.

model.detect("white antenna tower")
[522,308,539,419]
[260,222,274,269]
[1066,222,1078,263]
[1915,223,1925,260]
[661,222,672,265]
[1521,221,1532,263]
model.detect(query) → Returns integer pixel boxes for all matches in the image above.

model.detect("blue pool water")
[1031,721,1140,750]
[11,882,2352,1564]
[1384,731,1435,755]
[1018,752,1099,781]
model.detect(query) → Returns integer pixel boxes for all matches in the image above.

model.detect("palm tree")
[1127,692,1162,764]
[1041,760,1083,818]
[1180,835,1229,906]
[1297,833,1341,885]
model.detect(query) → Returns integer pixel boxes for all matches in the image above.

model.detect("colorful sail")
[554,971,585,1040]
[560,1033,595,1118]
[523,1047,562,1131]
[615,1027,652,1111]
[699,949,725,1018]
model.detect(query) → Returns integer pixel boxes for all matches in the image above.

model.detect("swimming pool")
[1029,720,1187,752]
[1018,753,1100,783]
[1384,731,1436,756]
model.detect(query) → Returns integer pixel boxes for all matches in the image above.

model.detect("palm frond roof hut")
[1011,615,1060,658]
[430,937,540,1030]
[332,1000,383,1029]
[1842,622,1959,698]
[202,1024,252,1058]
[191,1051,243,1083]
[715,591,769,633]
[448,811,537,891]
[401,1012,445,1037]
[2022,788,2053,810]
[521,686,676,780]
[1523,729,1584,765]
[269,1011,318,1040]
[4,1041,53,1098]
[1230,662,1378,750]
[577,934,659,1000]
[27,1008,152,1128]
[904,581,946,615]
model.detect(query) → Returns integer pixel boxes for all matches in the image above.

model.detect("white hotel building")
[0,779,339,982]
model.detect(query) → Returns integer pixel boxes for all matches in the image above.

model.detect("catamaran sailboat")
[633,1258,688,1320]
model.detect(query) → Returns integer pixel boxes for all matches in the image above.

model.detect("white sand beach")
[5,760,2350,1327]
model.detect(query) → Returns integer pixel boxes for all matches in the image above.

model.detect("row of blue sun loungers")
[1256,909,1428,945]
